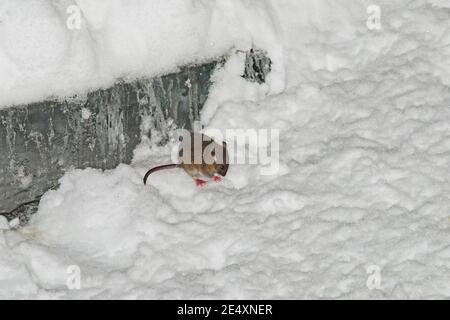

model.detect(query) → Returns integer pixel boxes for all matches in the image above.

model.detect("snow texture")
[0,0,283,107]
[1,0,450,299]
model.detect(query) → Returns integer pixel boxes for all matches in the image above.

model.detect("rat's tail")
[143,164,180,185]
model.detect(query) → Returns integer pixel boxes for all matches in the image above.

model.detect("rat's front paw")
[195,179,207,187]
[213,175,222,183]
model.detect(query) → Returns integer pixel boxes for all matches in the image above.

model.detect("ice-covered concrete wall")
[0,61,218,220]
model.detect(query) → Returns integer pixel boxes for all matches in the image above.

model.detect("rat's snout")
[218,164,229,176]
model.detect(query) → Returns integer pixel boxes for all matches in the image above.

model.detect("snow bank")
[0,0,284,107]
[1,0,450,299]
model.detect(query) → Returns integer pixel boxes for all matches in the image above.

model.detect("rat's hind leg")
[182,163,209,188]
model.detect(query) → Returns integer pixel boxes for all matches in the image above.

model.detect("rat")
[143,133,229,187]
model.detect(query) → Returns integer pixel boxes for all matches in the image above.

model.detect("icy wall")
[0,61,218,219]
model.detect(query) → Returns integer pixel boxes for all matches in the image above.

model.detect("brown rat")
[143,133,229,187]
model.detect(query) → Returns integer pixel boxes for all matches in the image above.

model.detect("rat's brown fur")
[143,134,229,185]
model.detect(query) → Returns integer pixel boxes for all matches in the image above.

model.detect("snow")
[81,107,91,120]
[0,0,283,107]
[1,0,450,299]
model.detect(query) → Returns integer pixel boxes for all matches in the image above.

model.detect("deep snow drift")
[1,0,450,299]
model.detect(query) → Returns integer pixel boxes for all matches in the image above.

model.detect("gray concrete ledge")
[0,49,270,225]
[0,61,219,219]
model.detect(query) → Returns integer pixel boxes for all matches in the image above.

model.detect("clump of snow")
[1,0,450,299]
[80,107,91,120]
[8,218,20,230]
[0,216,9,230]
[201,52,270,124]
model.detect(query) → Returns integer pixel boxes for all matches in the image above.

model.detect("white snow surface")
[0,0,284,107]
[1,0,450,299]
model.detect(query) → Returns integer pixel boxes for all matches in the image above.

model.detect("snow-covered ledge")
[0,49,270,224]
[0,61,219,222]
